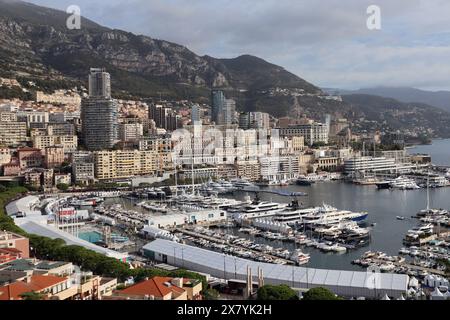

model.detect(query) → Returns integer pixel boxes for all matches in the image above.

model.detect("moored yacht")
[227,197,289,220]
[290,249,310,265]
[299,203,368,227]
[389,176,420,190]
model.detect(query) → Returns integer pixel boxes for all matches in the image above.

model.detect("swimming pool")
[79,231,103,243]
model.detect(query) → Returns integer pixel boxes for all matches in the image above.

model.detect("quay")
[369,258,445,277]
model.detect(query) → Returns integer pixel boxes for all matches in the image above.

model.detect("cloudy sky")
[29,0,450,90]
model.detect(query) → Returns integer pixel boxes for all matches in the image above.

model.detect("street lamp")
[181,247,185,268]
[173,247,176,266]
[223,254,226,280]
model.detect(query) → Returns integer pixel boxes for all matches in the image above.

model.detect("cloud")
[28,0,450,90]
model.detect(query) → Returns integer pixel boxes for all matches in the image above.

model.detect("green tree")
[302,287,341,300]
[257,285,299,300]
[56,183,69,191]
[19,291,45,300]
[203,288,220,300]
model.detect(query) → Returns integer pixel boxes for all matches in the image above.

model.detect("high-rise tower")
[81,68,118,150]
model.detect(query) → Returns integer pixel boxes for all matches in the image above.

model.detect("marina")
[90,178,450,272]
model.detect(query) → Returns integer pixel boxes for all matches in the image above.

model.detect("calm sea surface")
[408,139,450,166]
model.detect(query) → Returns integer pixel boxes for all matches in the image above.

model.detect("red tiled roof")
[118,277,185,298]
[0,275,67,300]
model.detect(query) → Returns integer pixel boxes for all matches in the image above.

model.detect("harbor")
[5,140,449,300]
[94,178,449,272]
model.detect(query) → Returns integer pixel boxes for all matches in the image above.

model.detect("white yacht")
[200,179,237,194]
[290,249,310,265]
[299,204,369,227]
[228,199,289,220]
[389,176,420,190]
[271,200,318,224]
[230,178,258,190]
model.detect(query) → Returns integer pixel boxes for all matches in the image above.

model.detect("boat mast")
[426,173,430,211]
[174,162,178,197]
[191,136,195,195]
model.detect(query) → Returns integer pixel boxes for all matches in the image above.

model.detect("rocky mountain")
[0,0,329,117]
[343,94,450,138]
[328,87,450,113]
[0,0,449,137]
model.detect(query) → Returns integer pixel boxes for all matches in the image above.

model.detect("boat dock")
[240,188,308,197]
[174,227,296,265]
[370,258,446,276]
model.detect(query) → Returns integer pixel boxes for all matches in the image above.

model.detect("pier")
[370,258,446,276]
[240,188,307,197]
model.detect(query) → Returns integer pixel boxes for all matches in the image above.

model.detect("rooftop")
[117,276,185,298]
[0,259,70,272]
[0,274,67,300]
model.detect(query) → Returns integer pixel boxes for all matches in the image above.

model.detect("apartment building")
[317,156,341,172]
[0,121,28,146]
[47,123,76,136]
[72,151,95,185]
[259,155,300,181]
[236,159,260,181]
[278,123,329,146]
[118,123,143,141]
[0,148,11,166]
[0,112,17,122]
[0,232,29,259]
[0,274,77,300]
[17,147,43,169]
[16,111,49,126]
[94,150,158,180]
[44,146,65,169]
[33,135,78,154]
[138,136,173,172]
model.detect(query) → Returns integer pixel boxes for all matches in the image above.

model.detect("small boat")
[376,181,392,190]
[290,249,310,265]
[396,216,405,220]
[296,178,314,186]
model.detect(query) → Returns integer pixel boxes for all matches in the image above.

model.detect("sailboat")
[417,173,448,217]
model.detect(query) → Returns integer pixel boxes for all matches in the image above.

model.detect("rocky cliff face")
[0,0,321,116]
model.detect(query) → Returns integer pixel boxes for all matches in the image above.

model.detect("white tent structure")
[444,291,450,300]
[430,287,445,300]
[143,239,409,299]
[381,293,390,300]
[408,276,419,289]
